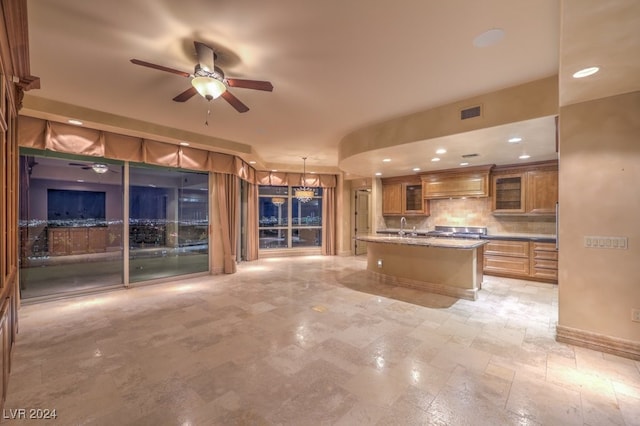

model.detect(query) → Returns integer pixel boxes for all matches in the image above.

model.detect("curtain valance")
[18,116,260,182]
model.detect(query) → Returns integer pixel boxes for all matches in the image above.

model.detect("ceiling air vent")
[460,105,482,120]
[462,153,479,158]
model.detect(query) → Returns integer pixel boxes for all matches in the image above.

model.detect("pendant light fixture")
[294,157,314,203]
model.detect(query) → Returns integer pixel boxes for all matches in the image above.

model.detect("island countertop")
[355,234,488,249]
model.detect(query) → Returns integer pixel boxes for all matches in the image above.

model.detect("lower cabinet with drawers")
[483,239,558,283]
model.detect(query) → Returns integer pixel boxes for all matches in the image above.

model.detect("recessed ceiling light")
[375,172,382,176]
[412,167,421,172]
[76,179,84,182]
[460,162,469,166]
[519,154,531,160]
[68,119,83,126]
[148,184,156,188]
[179,142,189,146]
[473,28,505,48]
[508,137,522,143]
[436,148,447,155]
[573,67,599,78]
[271,169,278,172]
[431,157,440,162]
[249,161,256,164]
[382,158,391,163]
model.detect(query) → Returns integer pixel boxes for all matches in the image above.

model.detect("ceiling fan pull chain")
[205,107,211,126]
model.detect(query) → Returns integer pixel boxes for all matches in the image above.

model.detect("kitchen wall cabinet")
[491,161,558,215]
[420,165,493,199]
[526,170,558,214]
[381,176,429,216]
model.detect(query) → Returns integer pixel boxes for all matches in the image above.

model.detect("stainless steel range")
[425,225,487,239]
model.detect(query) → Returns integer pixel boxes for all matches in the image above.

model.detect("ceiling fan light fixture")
[191,76,226,100]
[92,164,109,174]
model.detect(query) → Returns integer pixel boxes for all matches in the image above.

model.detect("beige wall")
[558,91,640,342]
[339,77,558,163]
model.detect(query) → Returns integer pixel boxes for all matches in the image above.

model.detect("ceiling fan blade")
[226,78,274,92]
[130,59,190,78]
[221,91,250,113]
[194,41,215,72]
[173,87,198,102]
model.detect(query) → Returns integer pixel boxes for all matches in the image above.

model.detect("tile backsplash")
[382,197,555,235]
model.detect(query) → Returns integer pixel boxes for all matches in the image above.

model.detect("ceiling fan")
[69,163,118,174]
[130,41,273,113]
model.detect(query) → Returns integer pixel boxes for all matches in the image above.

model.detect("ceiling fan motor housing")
[194,64,226,85]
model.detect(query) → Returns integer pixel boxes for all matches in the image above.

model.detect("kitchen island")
[355,234,488,300]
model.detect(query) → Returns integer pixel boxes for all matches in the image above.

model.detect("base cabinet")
[47,227,108,256]
[483,239,558,283]
[483,240,530,277]
[530,242,558,280]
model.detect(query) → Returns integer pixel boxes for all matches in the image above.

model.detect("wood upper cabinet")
[420,165,493,199]
[382,182,403,215]
[527,169,558,214]
[492,161,558,215]
[382,176,429,216]
[493,173,526,213]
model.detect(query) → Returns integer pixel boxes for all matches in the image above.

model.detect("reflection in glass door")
[18,153,124,299]
[128,165,209,283]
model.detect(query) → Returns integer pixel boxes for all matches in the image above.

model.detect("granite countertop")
[356,234,488,249]
[480,233,556,243]
[376,229,556,243]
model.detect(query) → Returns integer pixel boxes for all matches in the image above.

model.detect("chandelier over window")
[294,157,314,203]
[271,197,285,206]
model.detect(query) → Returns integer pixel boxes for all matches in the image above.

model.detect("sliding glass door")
[18,152,211,300]
[18,153,124,299]
[129,165,209,283]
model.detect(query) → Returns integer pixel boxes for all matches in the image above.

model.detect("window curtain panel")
[246,182,259,261]
[321,187,336,255]
[216,173,238,273]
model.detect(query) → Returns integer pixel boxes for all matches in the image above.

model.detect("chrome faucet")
[399,216,407,237]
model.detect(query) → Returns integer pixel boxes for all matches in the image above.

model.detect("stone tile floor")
[5,256,640,425]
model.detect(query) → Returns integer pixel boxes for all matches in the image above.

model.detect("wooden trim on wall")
[556,325,640,361]
[0,0,38,412]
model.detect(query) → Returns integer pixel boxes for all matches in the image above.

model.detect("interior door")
[354,189,370,255]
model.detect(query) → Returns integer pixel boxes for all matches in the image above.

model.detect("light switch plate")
[584,236,628,249]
